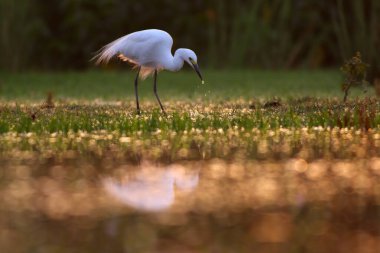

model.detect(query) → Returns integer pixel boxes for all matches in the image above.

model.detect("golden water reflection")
[1,155,380,252]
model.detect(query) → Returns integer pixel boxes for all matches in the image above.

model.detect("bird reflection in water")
[103,163,199,212]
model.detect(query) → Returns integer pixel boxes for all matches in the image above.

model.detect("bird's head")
[178,49,204,83]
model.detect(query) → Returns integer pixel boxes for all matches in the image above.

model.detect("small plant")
[42,91,55,109]
[340,52,370,102]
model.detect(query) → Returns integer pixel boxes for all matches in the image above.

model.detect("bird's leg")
[135,67,141,115]
[153,69,166,115]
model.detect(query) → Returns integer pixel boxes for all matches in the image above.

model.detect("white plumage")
[94,29,169,78]
[93,29,203,114]
[94,29,202,80]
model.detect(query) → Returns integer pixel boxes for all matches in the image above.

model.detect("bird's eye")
[189,57,193,61]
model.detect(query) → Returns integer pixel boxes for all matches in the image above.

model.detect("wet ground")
[1,130,380,253]
[1,100,380,252]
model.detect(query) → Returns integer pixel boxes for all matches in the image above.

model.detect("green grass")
[0,99,379,160]
[0,99,379,134]
[0,69,379,157]
[1,69,374,101]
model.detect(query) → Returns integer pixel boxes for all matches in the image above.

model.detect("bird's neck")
[165,50,184,72]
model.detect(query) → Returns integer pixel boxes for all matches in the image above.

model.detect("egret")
[93,29,204,114]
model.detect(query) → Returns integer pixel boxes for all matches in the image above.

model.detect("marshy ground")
[1,70,380,253]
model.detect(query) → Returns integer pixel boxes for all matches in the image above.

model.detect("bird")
[93,29,204,114]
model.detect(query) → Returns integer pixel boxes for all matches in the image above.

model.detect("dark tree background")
[1,0,379,80]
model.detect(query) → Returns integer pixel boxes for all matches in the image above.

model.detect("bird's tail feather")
[91,35,159,80]
[91,36,128,65]
[91,42,117,65]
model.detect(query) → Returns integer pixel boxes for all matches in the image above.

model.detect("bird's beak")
[190,60,204,82]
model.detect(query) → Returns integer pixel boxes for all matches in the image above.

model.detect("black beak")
[191,62,204,82]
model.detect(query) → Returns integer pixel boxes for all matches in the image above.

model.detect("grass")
[0,99,379,161]
[0,69,379,157]
[1,69,373,101]
[1,99,380,133]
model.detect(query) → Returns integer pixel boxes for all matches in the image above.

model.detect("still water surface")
[1,153,380,253]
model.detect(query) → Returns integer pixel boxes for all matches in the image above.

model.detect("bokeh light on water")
[1,127,380,253]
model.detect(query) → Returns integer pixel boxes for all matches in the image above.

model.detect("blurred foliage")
[0,0,379,80]
[0,0,41,70]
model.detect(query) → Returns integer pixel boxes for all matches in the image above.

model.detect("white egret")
[93,29,204,114]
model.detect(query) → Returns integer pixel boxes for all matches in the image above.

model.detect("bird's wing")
[93,29,173,66]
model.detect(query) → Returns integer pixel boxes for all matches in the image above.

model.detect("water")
[1,153,380,253]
